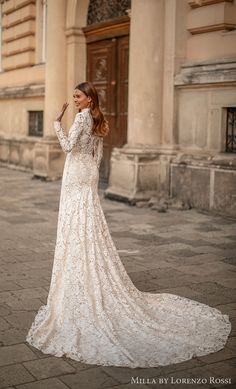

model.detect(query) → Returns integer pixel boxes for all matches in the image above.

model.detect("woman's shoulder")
[75,111,84,119]
[74,110,89,124]
[77,108,91,116]
[75,108,92,120]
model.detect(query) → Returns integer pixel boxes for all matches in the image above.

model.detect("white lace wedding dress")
[26,107,232,368]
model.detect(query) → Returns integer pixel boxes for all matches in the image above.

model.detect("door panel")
[87,35,129,182]
[87,40,116,180]
[117,36,129,147]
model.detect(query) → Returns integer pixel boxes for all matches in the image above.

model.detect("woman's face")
[73,89,91,111]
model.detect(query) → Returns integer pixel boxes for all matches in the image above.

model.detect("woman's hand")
[55,103,69,122]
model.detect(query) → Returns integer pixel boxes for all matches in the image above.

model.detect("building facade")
[0,0,236,216]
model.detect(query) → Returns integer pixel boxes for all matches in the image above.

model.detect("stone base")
[0,136,65,180]
[33,137,65,180]
[105,146,236,216]
[0,136,36,170]
[171,152,236,217]
[105,146,177,203]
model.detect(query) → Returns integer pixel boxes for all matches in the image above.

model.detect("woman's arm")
[54,113,84,153]
[93,136,103,169]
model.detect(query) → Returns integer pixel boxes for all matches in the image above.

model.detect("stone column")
[158,0,188,196]
[127,0,164,146]
[44,0,67,137]
[65,27,87,125]
[65,0,89,124]
[105,0,167,202]
[33,0,67,179]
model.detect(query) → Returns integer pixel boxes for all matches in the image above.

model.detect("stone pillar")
[105,0,167,202]
[65,0,89,124]
[127,0,164,146]
[44,0,67,137]
[33,0,67,179]
[65,27,87,125]
[158,0,188,196]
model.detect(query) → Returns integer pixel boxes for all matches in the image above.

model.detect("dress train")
[26,108,232,368]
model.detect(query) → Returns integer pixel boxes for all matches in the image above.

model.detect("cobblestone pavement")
[0,166,236,389]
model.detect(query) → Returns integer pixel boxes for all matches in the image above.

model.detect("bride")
[26,81,231,368]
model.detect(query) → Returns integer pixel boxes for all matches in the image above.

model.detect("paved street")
[0,165,236,389]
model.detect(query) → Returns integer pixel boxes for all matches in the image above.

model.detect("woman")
[26,81,231,368]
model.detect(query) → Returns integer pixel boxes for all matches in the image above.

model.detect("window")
[225,107,236,153]
[28,111,43,137]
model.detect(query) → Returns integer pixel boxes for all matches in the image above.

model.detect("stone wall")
[0,135,36,170]
[1,0,37,71]
[171,154,236,217]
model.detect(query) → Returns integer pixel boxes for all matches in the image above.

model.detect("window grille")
[28,111,43,137]
[225,107,236,153]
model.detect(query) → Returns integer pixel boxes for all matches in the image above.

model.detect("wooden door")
[85,17,130,182]
[116,36,129,148]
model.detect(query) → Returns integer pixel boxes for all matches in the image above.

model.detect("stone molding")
[174,58,236,86]
[0,134,40,142]
[172,151,236,170]
[188,23,236,34]
[65,27,84,38]
[2,3,35,29]
[1,0,35,14]
[0,84,44,98]
[188,0,233,8]
[1,1,36,71]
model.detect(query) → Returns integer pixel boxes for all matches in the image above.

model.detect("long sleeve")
[93,136,103,169]
[53,113,84,153]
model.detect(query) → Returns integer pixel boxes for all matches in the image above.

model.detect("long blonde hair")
[75,81,109,137]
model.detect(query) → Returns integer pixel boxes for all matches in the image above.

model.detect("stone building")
[0,0,236,216]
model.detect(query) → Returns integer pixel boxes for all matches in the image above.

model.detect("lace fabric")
[53,108,103,169]
[26,108,232,368]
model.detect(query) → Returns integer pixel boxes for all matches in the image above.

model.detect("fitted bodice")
[53,107,103,169]
[68,108,92,155]
[67,108,98,155]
